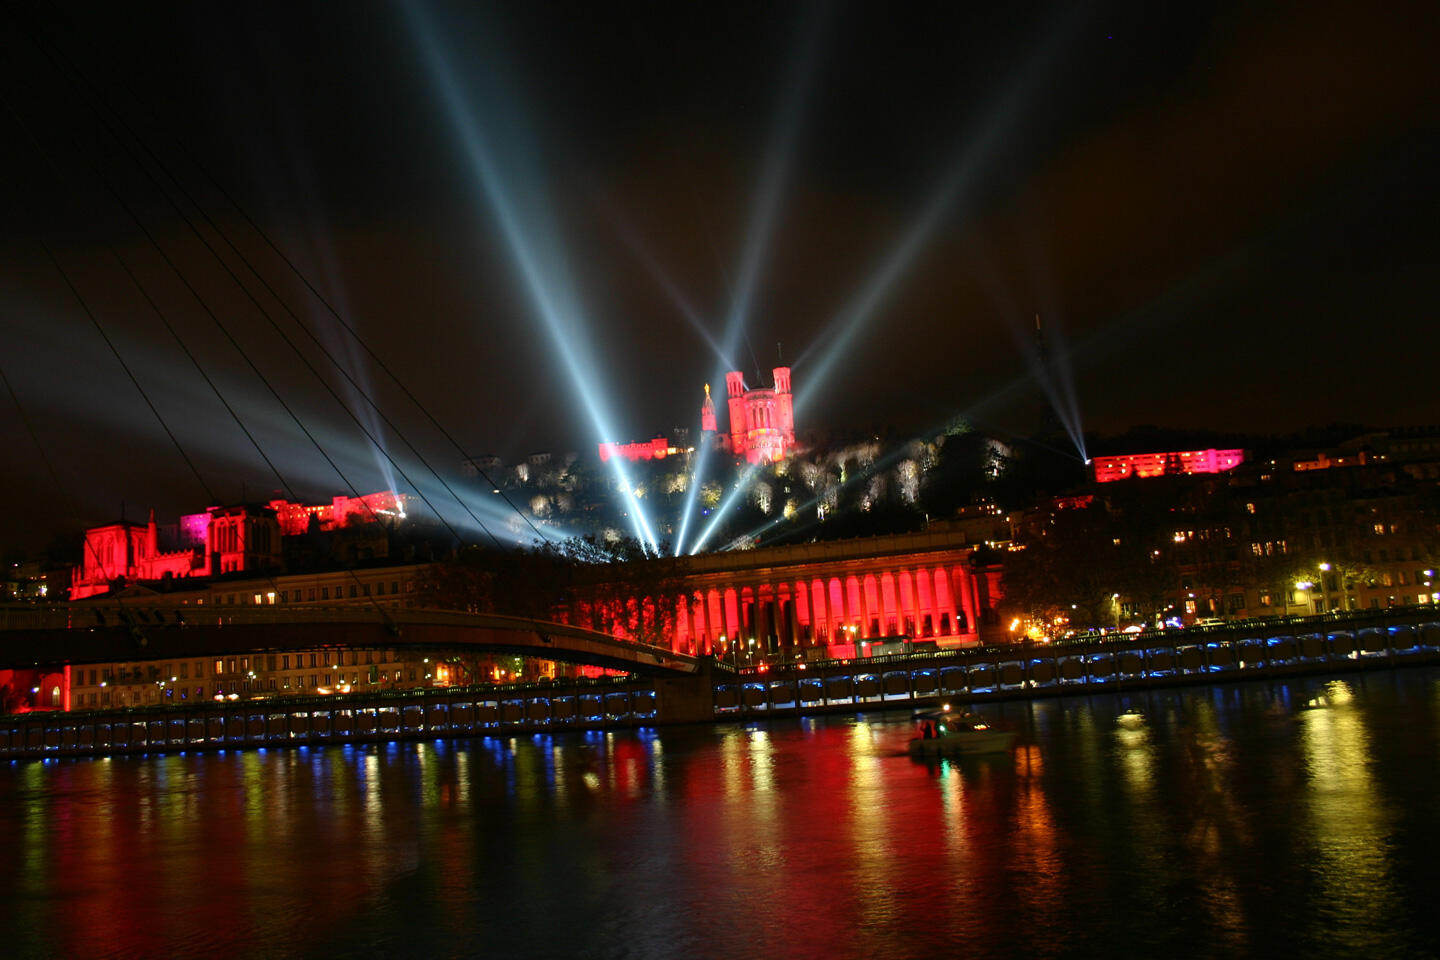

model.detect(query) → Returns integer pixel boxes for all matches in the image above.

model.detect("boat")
[908,705,1016,757]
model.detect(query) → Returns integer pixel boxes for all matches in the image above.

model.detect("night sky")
[2,1,1436,552]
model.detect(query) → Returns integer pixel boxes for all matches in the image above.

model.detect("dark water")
[3,669,1438,960]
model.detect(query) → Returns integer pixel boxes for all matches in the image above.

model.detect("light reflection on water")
[1,669,1438,959]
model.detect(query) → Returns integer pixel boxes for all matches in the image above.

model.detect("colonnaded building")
[647,526,1002,659]
[18,518,1000,713]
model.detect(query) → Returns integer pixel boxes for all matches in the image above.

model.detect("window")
[349,585,358,598]
[376,582,385,596]
[310,654,318,668]
[321,587,329,600]
[282,655,290,669]
[308,588,316,601]
[362,583,370,597]
[214,659,224,675]
[180,663,189,679]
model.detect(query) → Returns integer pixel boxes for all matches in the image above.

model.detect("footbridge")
[0,604,703,677]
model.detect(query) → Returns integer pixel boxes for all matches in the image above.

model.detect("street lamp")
[1111,593,1120,632]
[1295,580,1315,615]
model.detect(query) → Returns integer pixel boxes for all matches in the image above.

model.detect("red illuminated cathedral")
[715,367,795,463]
[599,367,796,465]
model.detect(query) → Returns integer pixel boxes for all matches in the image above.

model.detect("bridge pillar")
[653,656,718,724]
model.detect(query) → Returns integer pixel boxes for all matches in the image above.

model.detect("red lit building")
[724,366,795,464]
[598,436,675,463]
[598,366,797,465]
[70,506,282,599]
[267,490,411,535]
[1092,449,1244,483]
[566,526,1002,658]
[69,492,409,599]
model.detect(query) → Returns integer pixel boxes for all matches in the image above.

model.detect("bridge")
[2,605,1439,760]
[0,603,704,677]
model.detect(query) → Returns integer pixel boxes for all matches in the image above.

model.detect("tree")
[1003,504,1124,633]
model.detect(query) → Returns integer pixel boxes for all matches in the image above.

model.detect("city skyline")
[2,1,1436,551]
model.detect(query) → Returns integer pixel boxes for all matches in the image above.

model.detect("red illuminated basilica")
[600,367,796,465]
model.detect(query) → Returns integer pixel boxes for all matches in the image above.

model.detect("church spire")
[700,383,717,434]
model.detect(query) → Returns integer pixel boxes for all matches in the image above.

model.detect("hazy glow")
[793,16,1077,422]
[677,10,822,556]
[604,204,730,368]
[687,461,764,555]
[404,4,658,552]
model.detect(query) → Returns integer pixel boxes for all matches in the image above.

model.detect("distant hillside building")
[1092,449,1244,483]
[69,491,409,599]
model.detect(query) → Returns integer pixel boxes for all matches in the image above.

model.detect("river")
[2,667,1437,959]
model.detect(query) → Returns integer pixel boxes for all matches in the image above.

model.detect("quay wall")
[3,616,1438,760]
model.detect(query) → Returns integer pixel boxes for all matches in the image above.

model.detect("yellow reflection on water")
[649,738,666,801]
[1299,679,1396,937]
[846,720,899,929]
[1009,743,1060,908]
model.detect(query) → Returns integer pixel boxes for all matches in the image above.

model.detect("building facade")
[723,366,795,464]
[564,527,1002,660]
[1092,449,1245,483]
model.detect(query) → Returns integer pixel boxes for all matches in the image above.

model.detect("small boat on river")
[908,705,1016,757]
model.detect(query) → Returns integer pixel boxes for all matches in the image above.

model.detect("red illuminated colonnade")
[575,529,1000,658]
